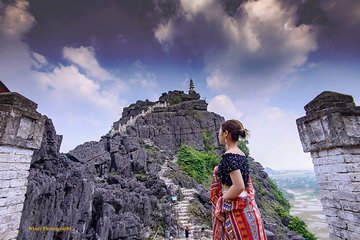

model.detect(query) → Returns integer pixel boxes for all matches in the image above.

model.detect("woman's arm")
[222,170,245,200]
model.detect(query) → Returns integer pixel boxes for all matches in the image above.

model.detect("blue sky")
[1,0,359,170]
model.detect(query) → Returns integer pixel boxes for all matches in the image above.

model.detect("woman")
[210,119,267,240]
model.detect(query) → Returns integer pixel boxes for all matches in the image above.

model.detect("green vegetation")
[269,178,291,210]
[201,130,215,153]
[289,216,317,240]
[177,144,220,187]
[193,110,204,121]
[169,95,182,105]
[135,173,147,182]
[177,137,250,188]
[273,189,316,240]
[144,145,156,155]
[238,139,250,156]
[109,169,117,176]
[186,103,195,116]
[252,178,267,196]
[275,205,291,224]
[275,205,317,239]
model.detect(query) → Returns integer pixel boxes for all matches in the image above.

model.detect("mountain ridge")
[18,89,307,239]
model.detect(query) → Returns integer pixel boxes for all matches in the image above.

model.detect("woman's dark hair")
[220,119,249,142]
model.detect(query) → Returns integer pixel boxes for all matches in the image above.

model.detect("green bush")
[237,139,250,156]
[275,203,317,239]
[289,216,317,240]
[169,95,182,105]
[177,144,220,187]
[269,178,291,211]
[275,205,291,224]
[252,178,266,196]
[201,130,215,153]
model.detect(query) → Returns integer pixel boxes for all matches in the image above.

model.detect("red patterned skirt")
[210,168,267,240]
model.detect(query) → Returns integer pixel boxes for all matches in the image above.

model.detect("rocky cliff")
[18,90,305,239]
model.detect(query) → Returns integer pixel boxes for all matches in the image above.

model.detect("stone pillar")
[0,92,45,240]
[296,91,360,240]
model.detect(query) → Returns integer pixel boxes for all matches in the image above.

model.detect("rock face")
[18,90,305,239]
[18,117,179,240]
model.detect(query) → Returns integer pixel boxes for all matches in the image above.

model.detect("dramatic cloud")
[155,0,318,97]
[63,46,112,81]
[208,94,244,123]
[0,0,35,40]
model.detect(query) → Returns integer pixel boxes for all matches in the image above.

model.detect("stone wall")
[0,92,45,240]
[296,91,360,240]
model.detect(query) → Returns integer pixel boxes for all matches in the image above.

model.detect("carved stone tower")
[0,87,45,239]
[189,79,196,95]
[296,91,360,240]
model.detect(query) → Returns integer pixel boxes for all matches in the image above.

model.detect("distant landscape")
[265,168,329,240]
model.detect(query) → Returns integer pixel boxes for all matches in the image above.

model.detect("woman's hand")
[212,165,219,177]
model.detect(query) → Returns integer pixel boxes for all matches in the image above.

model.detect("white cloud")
[31,51,49,69]
[154,19,175,52]
[208,94,244,120]
[180,0,217,21]
[35,64,116,111]
[63,46,112,81]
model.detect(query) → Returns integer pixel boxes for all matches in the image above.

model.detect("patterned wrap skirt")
[210,167,267,240]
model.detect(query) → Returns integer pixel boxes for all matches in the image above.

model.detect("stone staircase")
[109,101,168,136]
[159,157,212,239]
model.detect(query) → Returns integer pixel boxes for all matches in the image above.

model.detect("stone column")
[0,92,45,240]
[296,91,360,240]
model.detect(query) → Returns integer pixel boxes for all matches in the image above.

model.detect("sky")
[1,0,359,170]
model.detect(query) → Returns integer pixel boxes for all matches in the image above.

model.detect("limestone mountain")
[18,89,306,239]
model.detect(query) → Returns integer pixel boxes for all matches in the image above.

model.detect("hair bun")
[239,129,246,138]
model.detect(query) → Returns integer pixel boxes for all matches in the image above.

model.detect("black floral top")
[217,153,249,188]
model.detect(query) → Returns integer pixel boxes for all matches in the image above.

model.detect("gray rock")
[265,229,276,240]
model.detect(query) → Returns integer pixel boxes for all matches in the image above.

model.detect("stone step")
[176,210,189,214]
[174,208,189,212]
[176,202,190,206]
[174,206,189,210]
[177,210,189,214]
[182,189,194,193]
[175,206,189,210]
[181,188,196,192]
[174,204,189,208]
